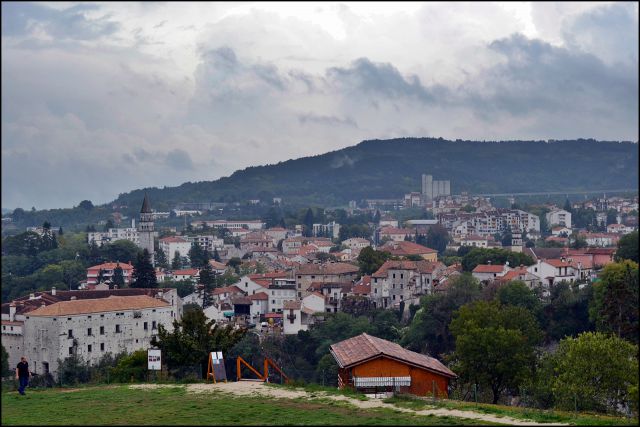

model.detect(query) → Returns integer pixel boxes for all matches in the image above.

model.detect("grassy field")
[383,394,638,426]
[1,384,489,426]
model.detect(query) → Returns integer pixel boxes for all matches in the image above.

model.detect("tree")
[165,280,195,298]
[58,226,64,236]
[563,198,572,213]
[543,281,594,342]
[401,274,481,358]
[212,248,221,262]
[357,247,391,275]
[131,249,157,288]
[1,344,9,378]
[303,208,314,237]
[101,240,140,264]
[606,208,618,226]
[154,247,168,269]
[495,280,542,315]
[110,349,148,382]
[171,251,182,270]
[450,300,542,404]
[103,219,115,231]
[615,230,638,263]
[78,200,94,211]
[550,332,638,413]
[97,268,106,284]
[500,226,513,247]
[151,307,246,377]
[112,264,125,288]
[373,210,381,224]
[426,224,449,254]
[199,262,216,308]
[227,257,242,274]
[188,243,209,268]
[461,247,534,272]
[589,260,639,343]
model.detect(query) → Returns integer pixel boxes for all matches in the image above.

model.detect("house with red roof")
[86,262,134,286]
[471,263,510,283]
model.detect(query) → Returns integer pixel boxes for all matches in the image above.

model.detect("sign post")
[206,351,227,383]
[148,349,162,373]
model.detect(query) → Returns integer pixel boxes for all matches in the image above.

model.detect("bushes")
[110,350,148,383]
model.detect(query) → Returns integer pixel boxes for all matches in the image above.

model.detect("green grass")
[2,384,492,425]
[383,395,638,426]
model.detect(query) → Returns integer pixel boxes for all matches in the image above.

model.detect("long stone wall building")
[1,288,181,378]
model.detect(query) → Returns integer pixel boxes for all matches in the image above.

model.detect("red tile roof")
[212,285,244,296]
[380,241,437,256]
[87,262,134,271]
[297,263,359,275]
[172,268,200,276]
[472,264,504,274]
[330,333,456,378]
[283,300,302,310]
[28,295,169,317]
[249,292,269,301]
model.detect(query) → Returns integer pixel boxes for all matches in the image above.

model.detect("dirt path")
[130,382,567,425]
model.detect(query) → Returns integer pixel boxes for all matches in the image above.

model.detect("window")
[87,345,92,353]
[152,321,157,330]
[100,314,104,318]
[87,328,92,336]
[144,322,148,330]
[69,347,74,355]
[152,309,156,312]
[67,317,72,321]
[100,343,105,351]
[400,295,404,300]
[392,295,396,300]
[68,329,73,338]
[400,284,403,289]
[400,273,403,279]
[374,288,378,294]
[115,325,121,333]
[393,273,396,279]
[272,300,275,304]
[99,326,104,335]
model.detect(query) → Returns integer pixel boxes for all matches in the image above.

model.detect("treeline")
[5,138,638,230]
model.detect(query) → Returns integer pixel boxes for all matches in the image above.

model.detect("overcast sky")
[2,2,638,210]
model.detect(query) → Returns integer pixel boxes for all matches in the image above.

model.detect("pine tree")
[155,247,168,269]
[212,248,221,262]
[171,251,182,270]
[131,249,158,288]
[112,264,125,288]
[303,208,314,237]
[199,262,216,308]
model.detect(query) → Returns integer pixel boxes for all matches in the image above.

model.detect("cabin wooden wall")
[343,356,450,397]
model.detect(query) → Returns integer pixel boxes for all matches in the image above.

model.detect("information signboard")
[148,349,161,370]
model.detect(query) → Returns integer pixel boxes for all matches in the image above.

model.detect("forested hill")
[113,138,638,209]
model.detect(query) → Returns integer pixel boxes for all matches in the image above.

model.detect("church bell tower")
[138,193,155,265]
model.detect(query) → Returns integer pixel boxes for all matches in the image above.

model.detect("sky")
[2,2,638,210]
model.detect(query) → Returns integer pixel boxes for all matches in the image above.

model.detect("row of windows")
[68,322,157,337]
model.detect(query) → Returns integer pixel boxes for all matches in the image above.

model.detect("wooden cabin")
[329,333,456,397]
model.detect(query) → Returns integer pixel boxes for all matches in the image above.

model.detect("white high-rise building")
[421,174,451,201]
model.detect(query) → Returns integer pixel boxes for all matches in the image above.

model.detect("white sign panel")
[148,349,161,370]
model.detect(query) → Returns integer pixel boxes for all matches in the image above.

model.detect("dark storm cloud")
[165,149,194,170]
[327,58,450,104]
[298,113,358,128]
[1,2,119,40]
[464,34,637,122]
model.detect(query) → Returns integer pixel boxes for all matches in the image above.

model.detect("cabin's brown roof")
[330,333,456,378]
[27,295,169,317]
